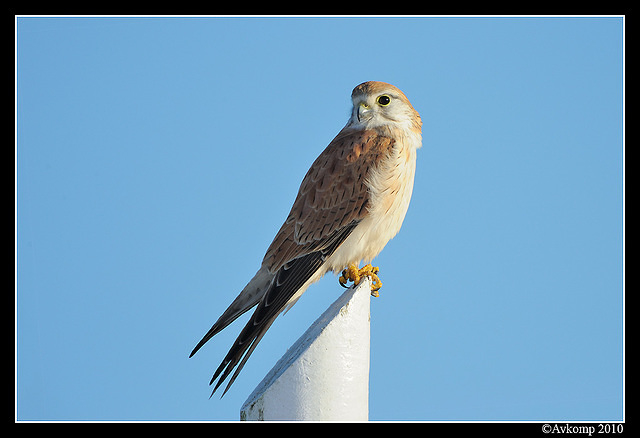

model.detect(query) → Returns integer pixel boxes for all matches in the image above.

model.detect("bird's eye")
[377,95,391,106]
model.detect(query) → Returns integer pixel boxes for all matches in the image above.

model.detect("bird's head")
[348,81,422,135]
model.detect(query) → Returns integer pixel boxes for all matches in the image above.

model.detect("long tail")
[189,267,271,358]
[193,222,358,397]
[208,249,328,397]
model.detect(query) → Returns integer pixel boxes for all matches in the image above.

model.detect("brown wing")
[263,128,396,272]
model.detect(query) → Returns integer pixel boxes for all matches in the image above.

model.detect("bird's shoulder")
[300,128,396,191]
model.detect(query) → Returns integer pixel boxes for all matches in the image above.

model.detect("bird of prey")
[190,81,422,397]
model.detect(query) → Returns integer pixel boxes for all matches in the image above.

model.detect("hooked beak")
[357,102,372,122]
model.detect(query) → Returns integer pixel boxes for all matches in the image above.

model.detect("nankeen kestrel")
[190,81,422,397]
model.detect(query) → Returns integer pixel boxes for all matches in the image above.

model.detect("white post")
[240,277,372,421]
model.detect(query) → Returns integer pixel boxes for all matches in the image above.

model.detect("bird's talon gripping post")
[362,264,382,297]
[339,269,349,288]
[338,263,383,297]
[369,270,382,297]
[339,264,359,288]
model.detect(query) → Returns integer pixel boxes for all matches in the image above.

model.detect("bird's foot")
[339,263,382,297]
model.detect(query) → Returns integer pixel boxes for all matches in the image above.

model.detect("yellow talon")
[339,264,360,288]
[338,263,383,297]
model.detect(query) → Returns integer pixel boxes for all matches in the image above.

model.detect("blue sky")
[16,16,624,421]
